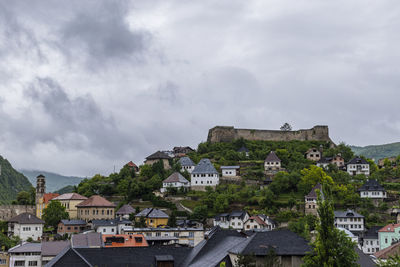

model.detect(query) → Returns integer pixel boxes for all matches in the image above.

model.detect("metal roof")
[192,159,218,175]
[178,157,195,167]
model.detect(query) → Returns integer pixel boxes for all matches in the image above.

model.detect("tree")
[378,255,400,266]
[42,200,69,229]
[298,166,334,195]
[302,185,359,267]
[16,191,31,205]
[167,212,177,227]
[190,205,208,223]
[280,123,292,131]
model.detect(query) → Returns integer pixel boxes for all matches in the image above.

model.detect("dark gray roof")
[135,208,169,219]
[358,179,385,192]
[265,151,281,162]
[306,183,323,198]
[146,151,171,160]
[229,230,311,256]
[163,172,189,184]
[192,159,218,175]
[334,210,364,218]
[179,157,195,167]
[46,246,192,267]
[8,212,45,224]
[116,204,136,215]
[317,157,333,164]
[71,233,103,248]
[237,146,249,153]
[42,241,70,256]
[215,211,248,221]
[348,157,369,165]
[60,220,87,226]
[364,226,382,239]
[9,242,41,253]
[220,166,240,169]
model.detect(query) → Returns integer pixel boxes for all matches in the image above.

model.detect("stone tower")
[36,174,46,204]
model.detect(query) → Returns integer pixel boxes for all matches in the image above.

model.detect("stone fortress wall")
[0,205,35,221]
[207,125,333,143]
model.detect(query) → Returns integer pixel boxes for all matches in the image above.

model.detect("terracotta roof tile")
[378,223,400,233]
[53,193,88,201]
[76,195,116,207]
[43,193,60,204]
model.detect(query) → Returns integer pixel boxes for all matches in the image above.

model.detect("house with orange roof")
[77,195,116,221]
[102,234,148,247]
[244,215,276,231]
[378,223,400,250]
[36,193,59,219]
[52,193,88,219]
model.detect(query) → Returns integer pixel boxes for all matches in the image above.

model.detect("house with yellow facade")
[134,208,169,228]
[36,193,59,219]
[52,193,88,219]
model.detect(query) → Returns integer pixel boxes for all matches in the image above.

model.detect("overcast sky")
[0,0,399,176]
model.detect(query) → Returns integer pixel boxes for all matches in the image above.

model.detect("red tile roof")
[126,161,138,168]
[374,241,400,259]
[247,216,267,226]
[379,224,400,233]
[53,193,88,201]
[43,193,60,204]
[76,195,116,207]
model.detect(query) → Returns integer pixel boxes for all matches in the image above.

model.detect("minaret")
[36,174,46,203]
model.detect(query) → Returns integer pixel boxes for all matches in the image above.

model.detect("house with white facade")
[358,179,387,199]
[8,213,44,241]
[362,226,381,254]
[334,209,364,234]
[92,219,132,235]
[161,172,190,193]
[264,151,282,174]
[316,154,345,169]
[347,157,370,176]
[305,183,323,216]
[244,215,276,231]
[213,210,250,230]
[8,243,42,267]
[221,166,240,177]
[305,148,322,161]
[178,157,196,173]
[191,158,219,191]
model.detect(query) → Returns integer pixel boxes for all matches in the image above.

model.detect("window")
[111,228,114,232]
[0,259,6,264]
[189,232,194,237]
[103,229,106,233]
[174,232,179,237]
[385,238,388,243]
[15,261,25,266]
[28,261,38,266]
[156,232,161,237]
[102,210,104,215]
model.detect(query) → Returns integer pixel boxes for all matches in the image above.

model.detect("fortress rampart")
[207,125,333,143]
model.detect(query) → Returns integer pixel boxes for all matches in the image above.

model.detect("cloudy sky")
[0,0,399,176]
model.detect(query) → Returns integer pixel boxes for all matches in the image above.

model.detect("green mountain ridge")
[0,156,32,204]
[350,142,400,160]
[20,169,85,193]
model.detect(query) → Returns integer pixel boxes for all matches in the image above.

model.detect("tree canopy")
[42,200,69,229]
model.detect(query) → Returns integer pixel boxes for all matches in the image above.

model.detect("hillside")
[350,142,400,160]
[20,169,85,193]
[0,156,32,204]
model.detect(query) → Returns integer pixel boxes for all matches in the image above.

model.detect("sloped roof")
[375,241,400,259]
[306,183,323,198]
[364,226,382,239]
[334,210,364,218]
[192,158,218,174]
[378,223,400,233]
[76,195,116,208]
[146,151,171,160]
[116,204,136,215]
[348,157,369,165]
[220,166,240,169]
[163,172,189,184]
[179,156,195,167]
[42,241,70,256]
[265,151,281,162]
[60,219,87,226]
[246,216,267,226]
[229,230,310,256]
[43,193,60,203]
[9,242,41,253]
[237,146,249,153]
[135,208,169,219]
[126,161,138,169]
[316,157,332,164]
[53,193,88,201]
[8,212,44,224]
[358,179,385,192]
[71,232,103,248]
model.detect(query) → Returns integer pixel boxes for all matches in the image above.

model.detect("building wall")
[0,205,35,221]
[379,228,400,250]
[347,164,370,176]
[264,161,281,171]
[207,125,332,143]
[0,252,9,267]
[229,215,249,230]
[334,217,364,232]
[222,169,238,177]
[360,191,386,199]
[362,238,379,254]
[124,229,204,247]
[77,207,115,221]
[9,253,41,267]
[96,226,117,235]
[305,198,318,216]
[57,223,86,235]
[145,218,168,228]
[145,159,170,170]
[181,166,195,173]
[55,199,86,219]
[191,173,219,189]
[161,182,190,193]
[8,223,43,241]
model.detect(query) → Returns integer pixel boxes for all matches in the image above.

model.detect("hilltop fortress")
[207,125,334,144]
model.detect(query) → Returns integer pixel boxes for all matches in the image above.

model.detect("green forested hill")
[20,170,84,193]
[0,155,32,204]
[350,142,400,160]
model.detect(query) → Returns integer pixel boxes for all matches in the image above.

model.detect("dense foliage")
[42,200,69,229]
[0,155,32,204]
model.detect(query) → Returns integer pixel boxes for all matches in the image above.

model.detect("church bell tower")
[36,174,46,203]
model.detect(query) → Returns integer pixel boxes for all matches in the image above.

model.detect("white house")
[191,158,219,190]
[161,172,190,193]
[214,210,250,230]
[179,157,196,173]
[8,213,44,241]
[8,242,42,267]
[264,151,282,173]
[221,166,240,177]
[362,226,381,254]
[334,210,364,233]
[358,179,387,199]
[244,215,276,231]
[347,157,370,176]
[305,148,322,161]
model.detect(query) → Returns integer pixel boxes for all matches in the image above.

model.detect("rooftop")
[103,234,148,248]
[334,209,364,218]
[116,204,136,215]
[60,219,87,226]
[348,157,369,165]
[9,242,42,253]
[163,172,189,184]
[53,193,88,201]
[178,156,196,167]
[135,208,169,219]
[71,232,103,248]
[265,151,281,162]
[146,151,171,160]
[358,179,385,192]
[8,212,44,224]
[42,241,70,256]
[76,195,116,208]
[378,223,400,233]
[43,193,60,204]
[192,158,218,175]
[306,183,323,198]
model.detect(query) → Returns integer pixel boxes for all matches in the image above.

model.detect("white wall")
[9,223,43,241]
[181,166,195,173]
[9,253,41,267]
[161,182,190,192]
[191,173,219,187]
[360,191,387,199]
[334,217,364,232]
[347,164,370,176]
[363,238,380,254]
[96,225,117,234]
[222,169,238,177]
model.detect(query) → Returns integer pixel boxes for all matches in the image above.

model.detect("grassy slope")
[350,142,400,160]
